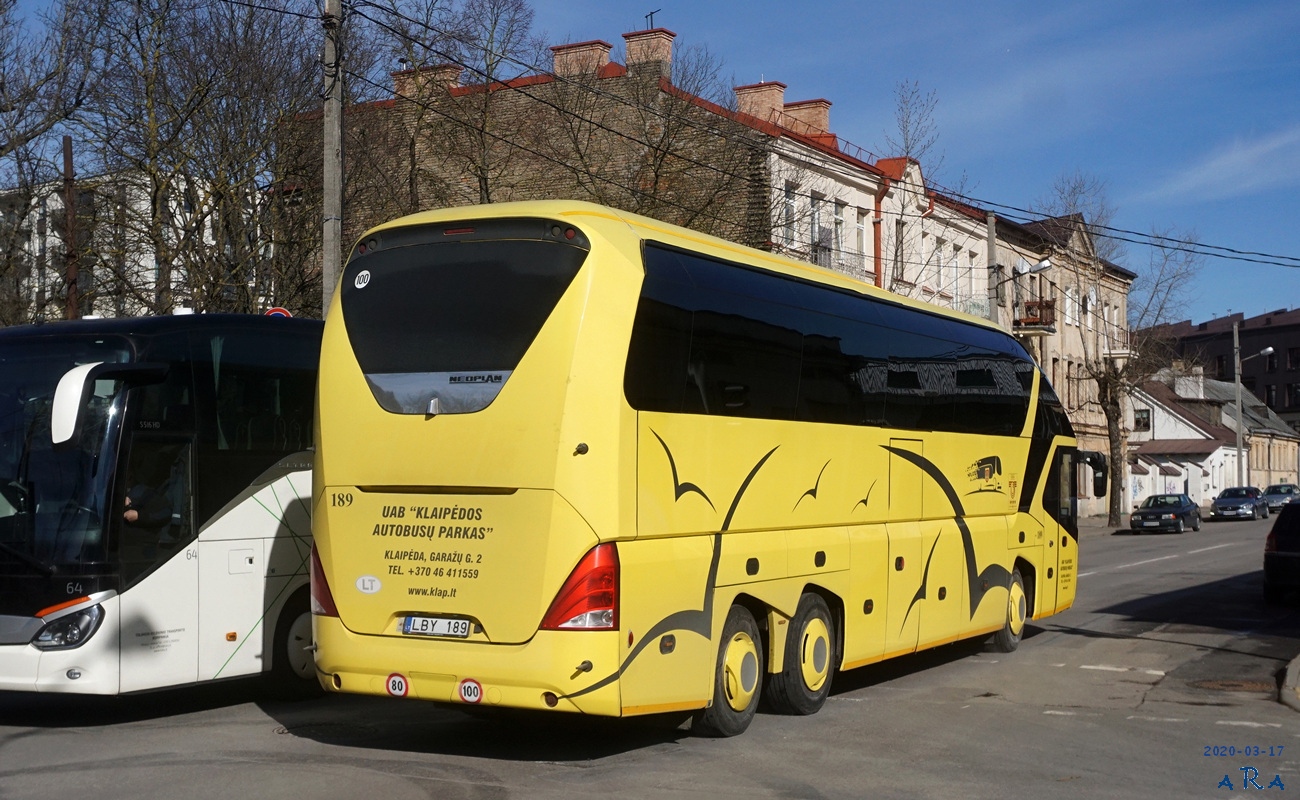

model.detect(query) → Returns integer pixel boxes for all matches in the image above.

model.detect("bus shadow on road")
[0,678,269,728]
[259,693,691,760]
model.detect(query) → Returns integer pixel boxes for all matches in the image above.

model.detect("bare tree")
[0,0,107,163]
[0,0,107,325]
[1035,169,1122,263]
[1040,178,1201,522]
[72,0,324,317]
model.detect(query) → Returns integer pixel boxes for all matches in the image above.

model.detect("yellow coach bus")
[311,200,1106,736]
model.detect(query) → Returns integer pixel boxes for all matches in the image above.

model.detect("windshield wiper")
[0,540,56,576]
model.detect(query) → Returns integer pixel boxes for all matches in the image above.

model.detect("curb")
[1282,658,1300,713]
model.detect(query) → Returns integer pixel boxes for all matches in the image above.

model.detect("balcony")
[1013,299,1056,336]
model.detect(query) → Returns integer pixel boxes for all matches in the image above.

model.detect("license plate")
[402,615,471,638]
[1142,521,1159,527]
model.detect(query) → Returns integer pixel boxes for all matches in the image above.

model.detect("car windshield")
[1220,488,1252,499]
[0,337,130,574]
[1140,496,1180,509]
[1266,486,1295,495]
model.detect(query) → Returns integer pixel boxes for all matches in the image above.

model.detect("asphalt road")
[1,515,1297,799]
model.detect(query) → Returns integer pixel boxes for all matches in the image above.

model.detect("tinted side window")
[624,243,1034,436]
[193,329,319,525]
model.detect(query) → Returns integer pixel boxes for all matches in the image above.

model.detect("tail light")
[540,543,619,630]
[310,543,339,617]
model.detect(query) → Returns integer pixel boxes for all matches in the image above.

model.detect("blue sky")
[530,0,1300,325]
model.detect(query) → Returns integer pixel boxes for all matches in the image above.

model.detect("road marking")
[1077,571,1096,577]
[1080,665,1165,676]
[1114,555,1180,569]
[1188,543,1241,554]
[1127,715,1188,723]
[1044,710,1076,715]
[1216,721,1283,728]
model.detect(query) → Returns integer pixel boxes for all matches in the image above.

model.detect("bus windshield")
[0,338,130,573]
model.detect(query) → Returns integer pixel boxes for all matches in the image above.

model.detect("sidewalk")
[1075,514,1300,713]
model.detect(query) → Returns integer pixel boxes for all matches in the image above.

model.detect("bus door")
[1040,447,1078,617]
[885,439,923,657]
[116,436,198,692]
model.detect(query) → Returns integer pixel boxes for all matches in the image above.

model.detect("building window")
[1289,383,1300,408]
[892,218,905,282]
[1215,355,1227,380]
[833,202,845,257]
[1289,347,1300,371]
[1267,352,1278,373]
[1267,384,1278,406]
[782,184,796,246]
[1134,408,1151,432]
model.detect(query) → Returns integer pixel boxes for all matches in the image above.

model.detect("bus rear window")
[340,224,588,414]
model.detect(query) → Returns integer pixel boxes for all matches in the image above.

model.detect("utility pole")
[985,211,998,325]
[322,0,344,317]
[63,135,79,320]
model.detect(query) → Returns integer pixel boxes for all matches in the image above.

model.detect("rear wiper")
[0,540,56,576]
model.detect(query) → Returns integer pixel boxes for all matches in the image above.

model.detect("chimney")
[623,28,675,78]
[1175,365,1206,400]
[782,99,832,134]
[734,81,786,123]
[393,64,463,98]
[550,40,613,76]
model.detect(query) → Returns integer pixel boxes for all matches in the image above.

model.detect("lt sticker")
[386,673,409,697]
[354,269,372,289]
[356,575,381,594]
[458,678,483,704]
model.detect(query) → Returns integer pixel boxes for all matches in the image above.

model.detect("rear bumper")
[1129,518,1186,532]
[1210,507,1256,519]
[313,615,623,715]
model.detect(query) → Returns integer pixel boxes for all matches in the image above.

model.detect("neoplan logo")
[449,374,504,384]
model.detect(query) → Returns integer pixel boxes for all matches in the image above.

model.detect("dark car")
[1130,494,1201,533]
[1210,487,1270,521]
[1262,483,1300,512]
[1264,503,1300,603]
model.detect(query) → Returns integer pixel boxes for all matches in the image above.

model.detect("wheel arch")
[1013,556,1037,619]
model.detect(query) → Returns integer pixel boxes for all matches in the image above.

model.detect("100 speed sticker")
[458,678,483,704]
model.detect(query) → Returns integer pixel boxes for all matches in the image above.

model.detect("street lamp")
[1234,319,1274,487]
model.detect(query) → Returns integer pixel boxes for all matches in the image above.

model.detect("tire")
[765,593,836,716]
[1192,514,1201,532]
[992,569,1027,653]
[693,604,764,737]
[268,590,321,698]
[1174,519,1185,534]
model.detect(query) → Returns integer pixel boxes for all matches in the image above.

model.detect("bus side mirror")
[52,362,169,450]
[1077,450,1109,498]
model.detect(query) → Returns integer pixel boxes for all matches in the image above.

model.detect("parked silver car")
[1210,487,1269,521]
[1263,483,1300,512]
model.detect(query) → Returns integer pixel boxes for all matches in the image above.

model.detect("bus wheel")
[992,569,1027,653]
[765,593,835,715]
[692,605,764,737]
[269,590,320,698]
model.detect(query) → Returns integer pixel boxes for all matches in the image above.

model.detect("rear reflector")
[540,544,619,630]
[310,543,339,617]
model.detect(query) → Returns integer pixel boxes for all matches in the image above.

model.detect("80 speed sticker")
[386,673,409,697]
[458,678,483,704]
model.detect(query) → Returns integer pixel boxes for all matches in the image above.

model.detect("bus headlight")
[33,605,104,650]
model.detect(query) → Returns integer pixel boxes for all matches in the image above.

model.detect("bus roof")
[354,199,1006,335]
[0,314,323,342]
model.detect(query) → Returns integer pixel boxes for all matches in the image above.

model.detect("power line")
[233,0,1300,275]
